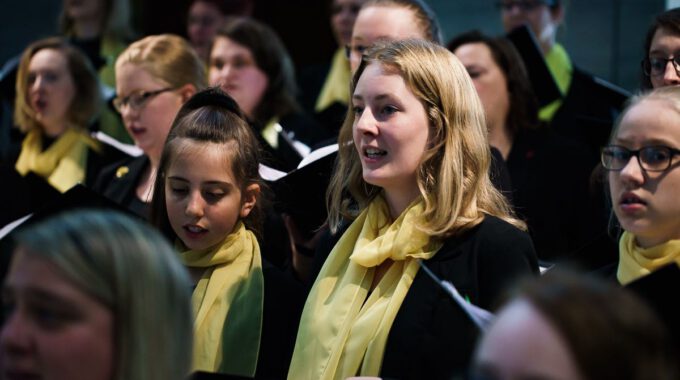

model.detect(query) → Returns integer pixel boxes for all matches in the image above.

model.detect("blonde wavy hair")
[328,39,524,237]
[115,34,207,91]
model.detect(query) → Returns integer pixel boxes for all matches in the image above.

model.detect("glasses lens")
[649,57,668,76]
[602,146,629,170]
[640,147,671,171]
[112,97,123,112]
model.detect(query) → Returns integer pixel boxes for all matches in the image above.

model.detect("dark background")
[0,0,667,92]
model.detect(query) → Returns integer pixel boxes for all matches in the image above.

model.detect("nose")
[354,107,379,136]
[662,60,680,86]
[185,191,204,218]
[618,155,645,186]
[0,310,33,357]
[30,75,44,93]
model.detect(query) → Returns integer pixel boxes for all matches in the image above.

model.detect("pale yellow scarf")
[288,196,443,380]
[617,231,680,285]
[315,47,351,112]
[179,222,264,377]
[15,128,98,193]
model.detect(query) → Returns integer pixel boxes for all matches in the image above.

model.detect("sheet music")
[418,260,495,330]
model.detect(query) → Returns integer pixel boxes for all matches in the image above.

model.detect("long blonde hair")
[328,39,524,237]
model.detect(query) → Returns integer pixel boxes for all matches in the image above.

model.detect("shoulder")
[92,155,147,193]
[436,215,538,274]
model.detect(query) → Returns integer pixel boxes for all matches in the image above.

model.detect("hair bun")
[181,87,245,119]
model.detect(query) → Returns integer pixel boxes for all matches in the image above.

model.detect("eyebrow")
[4,284,80,309]
[352,93,392,102]
[614,136,678,146]
[167,176,234,187]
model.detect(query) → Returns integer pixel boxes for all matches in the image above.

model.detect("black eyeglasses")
[112,87,175,112]
[601,145,680,172]
[641,56,680,77]
[495,0,548,12]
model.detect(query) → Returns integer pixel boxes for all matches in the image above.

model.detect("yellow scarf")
[315,47,351,112]
[15,128,98,193]
[539,43,573,122]
[287,195,443,380]
[617,231,680,285]
[179,222,264,377]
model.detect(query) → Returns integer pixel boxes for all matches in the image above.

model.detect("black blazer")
[313,215,538,379]
[91,155,150,219]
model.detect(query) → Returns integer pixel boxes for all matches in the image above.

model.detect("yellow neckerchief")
[617,231,680,285]
[288,195,443,380]
[15,128,99,193]
[315,47,351,112]
[539,43,573,122]
[179,222,264,377]
[261,117,280,149]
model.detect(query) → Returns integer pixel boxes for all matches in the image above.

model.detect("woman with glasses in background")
[601,86,680,284]
[92,34,206,218]
[641,7,680,89]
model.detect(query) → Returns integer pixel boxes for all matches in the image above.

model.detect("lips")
[620,192,646,206]
[364,147,387,159]
[619,192,647,214]
[32,98,47,113]
[182,224,208,240]
[127,125,146,137]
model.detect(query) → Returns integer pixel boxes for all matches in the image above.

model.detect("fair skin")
[62,0,106,39]
[115,63,195,202]
[27,48,76,138]
[165,139,259,252]
[349,5,425,72]
[208,37,269,119]
[454,42,513,159]
[608,98,680,248]
[473,299,584,380]
[500,1,563,55]
[1,248,114,380]
[352,62,430,221]
[648,27,680,88]
[187,0,226,62]
[330,0,367,47]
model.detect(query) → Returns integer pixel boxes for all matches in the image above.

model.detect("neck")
[487,122,513,160]
[634,233,680,250]
[73,18,103,39]
[539,34,556,56]
[41,122,68,138]
[383,185,420,221]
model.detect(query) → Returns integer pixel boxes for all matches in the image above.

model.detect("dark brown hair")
[213,17,299,125]
[447,30,540,135]
[512,271,678,380]
[641,8,680,89]
[150,87,265,239]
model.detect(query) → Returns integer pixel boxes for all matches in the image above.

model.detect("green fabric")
[539,43,573,122]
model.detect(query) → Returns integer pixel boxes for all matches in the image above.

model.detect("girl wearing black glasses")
[641,8,680,89]
[602,87,680,284]
[92,34,206,218]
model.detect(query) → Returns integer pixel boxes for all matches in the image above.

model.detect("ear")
[179,83,198,103]
[239,183,260,218]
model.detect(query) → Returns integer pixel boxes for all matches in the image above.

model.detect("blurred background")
[0,0,669,92]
